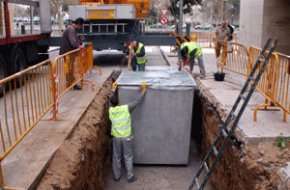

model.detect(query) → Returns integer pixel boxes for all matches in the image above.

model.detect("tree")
[168,0,202,19]
[50,0,64,31]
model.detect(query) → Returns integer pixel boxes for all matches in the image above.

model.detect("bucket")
[214,72,225,81]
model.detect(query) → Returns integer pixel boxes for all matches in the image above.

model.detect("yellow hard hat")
[190,34,197,41]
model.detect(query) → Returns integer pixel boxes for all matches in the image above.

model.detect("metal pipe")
[178,0,183,37]
[223,0,226,21]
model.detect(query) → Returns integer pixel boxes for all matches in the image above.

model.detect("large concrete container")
[116,67,196,165]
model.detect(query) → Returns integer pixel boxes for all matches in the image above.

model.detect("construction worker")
[109,82,147,183]
[131,41,147,71]
[123,42,136,71]
[180,41,206,78]
[59,17,85,89]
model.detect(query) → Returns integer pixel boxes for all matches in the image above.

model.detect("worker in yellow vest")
[109,82,147,183]
[131,41,147,71]
[180,41,206,78]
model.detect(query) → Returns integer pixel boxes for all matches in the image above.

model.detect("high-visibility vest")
[180,42,202,59]
[136,43,147,64]
[109,105,132,138]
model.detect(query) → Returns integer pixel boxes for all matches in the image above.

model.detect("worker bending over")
[180,41,206,78]
[109,83,147,183]
[131,41,147,71]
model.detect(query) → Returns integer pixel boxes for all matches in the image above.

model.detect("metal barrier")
[171,32,215,48]
[194,32,215,48]
[82,43,94,74]
[0,60,55,186]
[218,44,289,121]
[53,45,95,119]
[249,46,280,121]
[273,53,290,121]
[221,42,251,76]
[53,49,84,97]
[0,44,95,187]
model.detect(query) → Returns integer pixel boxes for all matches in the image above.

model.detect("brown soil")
[36,71,119,190]
[197,89,290,190]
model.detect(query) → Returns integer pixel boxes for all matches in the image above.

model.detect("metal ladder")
[188,38,277,190]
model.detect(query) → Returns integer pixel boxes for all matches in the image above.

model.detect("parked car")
[150,23,164,29]
[171,23,186,29]
[194,23,213,30]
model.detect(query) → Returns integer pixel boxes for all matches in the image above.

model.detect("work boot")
[113,176,121,182]
[200,74,206,79]
[127,176,137,183]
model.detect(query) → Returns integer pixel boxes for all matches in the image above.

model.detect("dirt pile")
[37,71,119,190]
[196,88,290,190]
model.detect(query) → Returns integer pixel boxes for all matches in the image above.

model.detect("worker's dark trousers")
[131,58,137,71]
[137,63,146,71]
[112,137,134,180]
[190,54,205,76]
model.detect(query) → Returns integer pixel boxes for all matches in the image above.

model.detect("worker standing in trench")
[179,40,206,78]
[109,82,147,183]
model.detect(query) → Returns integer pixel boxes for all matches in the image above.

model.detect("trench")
[36,73,288,189]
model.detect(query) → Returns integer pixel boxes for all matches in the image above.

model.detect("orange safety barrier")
[219,43,289,122]
[52,45,95,119]
[53,48,84,97]
[82,43,94,74]
[249,46,281,121]
[194,32,215,48]
[0,44,95,188]
[220,42,251,76]
[0,60,55,188]
[273,53,290,121]
[171,32,216,48]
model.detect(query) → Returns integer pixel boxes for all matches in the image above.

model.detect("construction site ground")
[2,47,289,189]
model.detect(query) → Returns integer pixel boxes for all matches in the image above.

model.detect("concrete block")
[117,67,196,164]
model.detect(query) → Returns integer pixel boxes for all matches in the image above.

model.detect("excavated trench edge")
[195,80,286,190]
[36,72,286,190]
[36,71,119,190]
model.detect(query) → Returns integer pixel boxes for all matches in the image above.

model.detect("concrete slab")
[238,107,290,141]
[209,90,265,108]
[1,67,110,189]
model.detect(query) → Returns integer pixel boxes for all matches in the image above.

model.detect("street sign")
[160,8,168,16]
[160,16,168,25]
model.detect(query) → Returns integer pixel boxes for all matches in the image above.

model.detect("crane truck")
[64,0,175,50]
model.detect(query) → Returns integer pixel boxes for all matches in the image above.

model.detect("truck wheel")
[11,47,27,86]
[11,47,26,73]
[0,53,7,96]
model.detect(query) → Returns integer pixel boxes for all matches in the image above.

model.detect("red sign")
[160,8,168,16]
[160,16,169,25]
